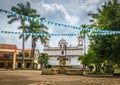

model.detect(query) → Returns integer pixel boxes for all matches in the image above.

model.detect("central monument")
[58,38,69,73]
[58,38,68,65]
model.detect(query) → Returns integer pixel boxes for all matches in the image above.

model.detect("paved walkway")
[0,70,120,85]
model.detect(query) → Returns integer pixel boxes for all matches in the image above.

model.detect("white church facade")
[44,36,84,66]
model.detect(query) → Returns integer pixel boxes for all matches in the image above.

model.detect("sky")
[0,0,115,52]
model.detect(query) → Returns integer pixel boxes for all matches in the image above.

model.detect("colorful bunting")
[0,9,120,36]
[0,30,120,36]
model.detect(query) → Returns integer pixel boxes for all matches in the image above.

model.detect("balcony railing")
[0,56,33,60]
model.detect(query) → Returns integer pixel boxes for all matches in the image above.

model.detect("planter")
[42,68,58,75]
[65,69,83,75]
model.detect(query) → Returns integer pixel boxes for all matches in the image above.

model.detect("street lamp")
[64,44,67,57]
[59,44,67,66]
[63,44,68,65]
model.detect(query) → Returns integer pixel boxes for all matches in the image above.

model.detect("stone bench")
[42,68,58,75]
[65,69,83,75]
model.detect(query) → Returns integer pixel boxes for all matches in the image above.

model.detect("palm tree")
[80,24,90,54]
[38,53,49,70]
[7,1,36,69]
[19,11,49,69]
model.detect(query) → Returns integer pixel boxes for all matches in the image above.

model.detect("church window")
[60,44,62,48]
[79,40,82,44]
[61,50,64,55]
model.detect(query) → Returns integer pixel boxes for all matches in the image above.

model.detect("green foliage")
[7,1,36,27]
[80,24,90,34]
[87,0,120,65]
[38,53,49,70]
[89,0,120,30]
[114,69,120,74]
[78,49,97,66]
[7,1,37,69]
[38,53,49,65]
[18,10,49,43]
[78,49,104,73]
[8,2,50,69]
[17,4,49,60]
[113,64,118,69]
[19,12,49,59]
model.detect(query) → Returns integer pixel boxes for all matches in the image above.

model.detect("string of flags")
[0,9,82,30]
[0,30,81,36]
[0,9,120,36]
[0,30,120,36]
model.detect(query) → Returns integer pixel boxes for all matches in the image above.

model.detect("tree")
[38,53,49,70]
[88,0,120,31]
[78,49,101,74]
[19,11,49,69]
[87,0,120,67]
[7,1,36,69]
[78,49,97,66]
[80,24,90,54]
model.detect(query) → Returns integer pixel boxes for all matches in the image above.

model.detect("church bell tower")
[78,36,84,49]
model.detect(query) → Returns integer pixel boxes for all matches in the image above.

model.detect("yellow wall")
[0,50,32,69]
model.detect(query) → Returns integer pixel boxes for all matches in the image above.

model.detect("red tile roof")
[0,44,17,50]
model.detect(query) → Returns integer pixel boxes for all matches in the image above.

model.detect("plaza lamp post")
[64,44,66,57]
[64,44,67,65]
[59,44,67,66]
[59,45,62,65]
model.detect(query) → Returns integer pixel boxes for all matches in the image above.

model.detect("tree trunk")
[95,64,98,74]
[22,32,25,69]
[82,64,86,75]
[95,64,101,74]
[22,23,25,69]
[31,36,36,69]
[40,63,43,70]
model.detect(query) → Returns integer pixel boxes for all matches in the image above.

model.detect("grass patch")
[114,69,120,74]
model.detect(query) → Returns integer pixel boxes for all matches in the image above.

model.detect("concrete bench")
[65,69,83,75]
[42,68,58,75]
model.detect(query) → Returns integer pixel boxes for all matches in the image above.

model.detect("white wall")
[48,57,59,65]
[48,57,82,66]
[71,57,81,65]
[45,50,83,56]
